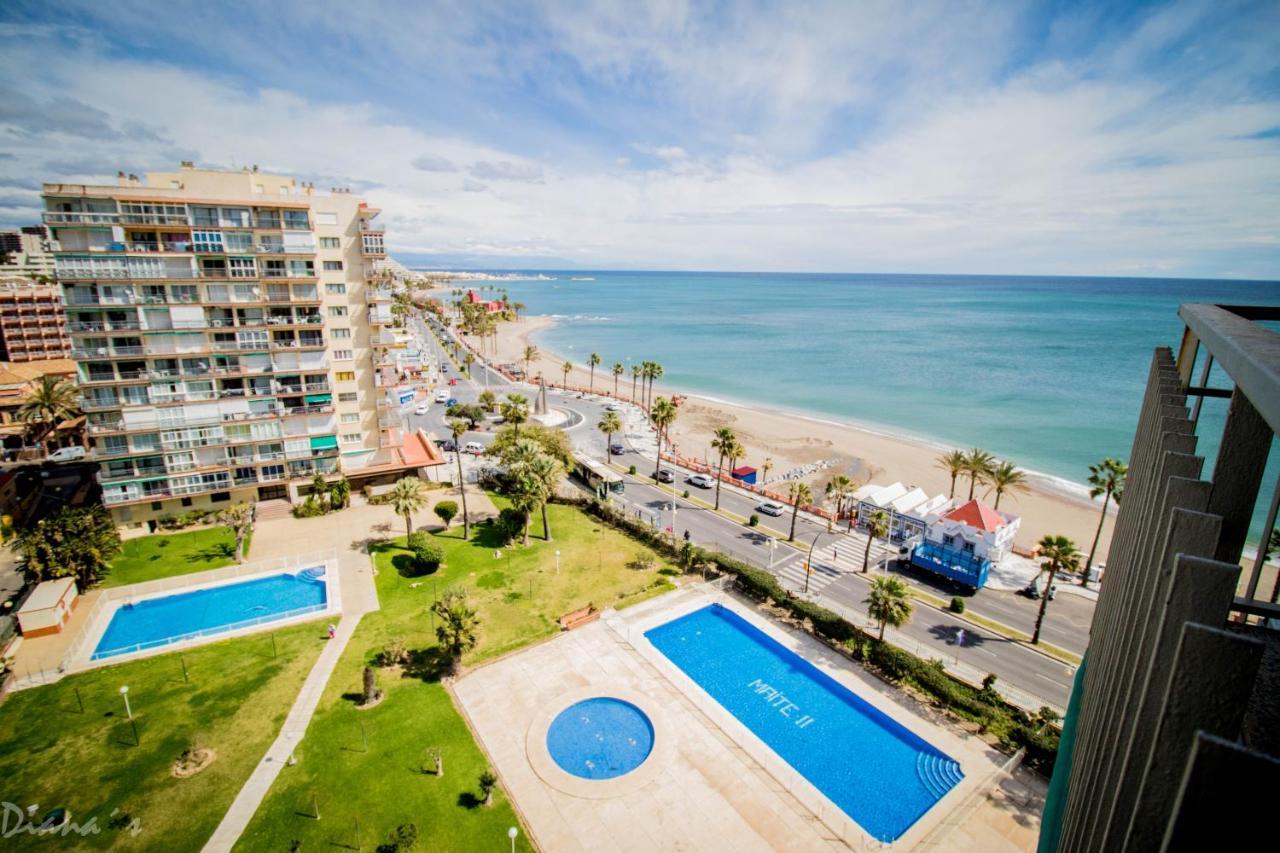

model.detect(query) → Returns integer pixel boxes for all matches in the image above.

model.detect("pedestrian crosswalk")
[769,537,898,595]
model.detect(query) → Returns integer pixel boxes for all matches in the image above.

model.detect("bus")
[575,456,625,496]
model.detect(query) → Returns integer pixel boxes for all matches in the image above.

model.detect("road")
[411,315,1088,709]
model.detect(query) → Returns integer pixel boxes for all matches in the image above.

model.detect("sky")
[0,0,1277,278]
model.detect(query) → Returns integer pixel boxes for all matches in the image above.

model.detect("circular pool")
[545,697,655,780]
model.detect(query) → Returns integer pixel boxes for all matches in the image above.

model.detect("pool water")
[546,697,655,780]
[92,569,327,660]
[645,604,962,843]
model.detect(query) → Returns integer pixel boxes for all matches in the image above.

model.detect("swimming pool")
[91,568,328,660]
[645,604,962,843]
[546,697,655,780]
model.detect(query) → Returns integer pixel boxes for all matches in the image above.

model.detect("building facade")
[0,278,71,361]
[43,164,420,527]
[0,229,57,280]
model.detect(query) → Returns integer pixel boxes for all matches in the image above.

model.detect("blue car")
[446,398,458,407]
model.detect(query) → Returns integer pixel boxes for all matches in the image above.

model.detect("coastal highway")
[412,314,1085,708]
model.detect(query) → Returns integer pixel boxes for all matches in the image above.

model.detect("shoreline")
[479,313,1116,552]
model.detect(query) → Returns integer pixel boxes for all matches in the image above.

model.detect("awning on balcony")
[309,435,339,451]
[303,393,332,404]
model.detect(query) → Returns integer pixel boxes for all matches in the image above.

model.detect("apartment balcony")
[70,345,147,359]
[118,213,191,227]
[260,269,317,280]
[43,211,121,225]
[269,338,325,351]
[366,286,394,303]
[66,319,143,333]
[64,292,139,307]
[98,465,170,485]
[80,396,122,412]
[360,238,386,258]
[87,406,283,436]
[211,340,271,352]
[280,403,334,417]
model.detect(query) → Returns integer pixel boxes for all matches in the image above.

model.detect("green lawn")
[106,526,249,588]
[0,621,327,852]
[236,499,676,852]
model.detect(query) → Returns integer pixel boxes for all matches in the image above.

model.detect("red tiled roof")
[402,431,446,467]
[942,499,1006,533]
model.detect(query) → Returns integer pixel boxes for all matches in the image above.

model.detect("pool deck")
[452,584,1043,851]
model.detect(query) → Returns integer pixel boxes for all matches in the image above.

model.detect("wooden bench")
[558,604,599,631]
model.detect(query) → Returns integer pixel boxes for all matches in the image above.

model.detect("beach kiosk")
[730,465,758,485]
[16,578,79,637]
[910,499,1021,591]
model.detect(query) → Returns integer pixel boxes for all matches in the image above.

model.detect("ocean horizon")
[426,270,1280,538]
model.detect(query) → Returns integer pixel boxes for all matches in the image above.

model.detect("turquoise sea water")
[464,272,1279,535]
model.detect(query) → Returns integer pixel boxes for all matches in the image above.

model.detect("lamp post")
[803,530,827,595]
[767,536,777,569]
[670,501,677,541]
[508,826,518,853]
[555,549,561,575]
[119,685,132,720]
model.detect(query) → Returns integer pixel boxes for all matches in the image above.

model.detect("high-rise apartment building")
[0,277,71,361]
[43,164,431,527]
[0,228,57,279]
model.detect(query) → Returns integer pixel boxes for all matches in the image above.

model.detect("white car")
[47,446,87,463]
[463,441,485,455]
[687,473,714,489]
[605,403,621,412]
[414,404,429,415]
[756,501,787,517]
[434,390,449,403]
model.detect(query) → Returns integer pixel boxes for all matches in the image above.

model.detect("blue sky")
[1,0,1277,277]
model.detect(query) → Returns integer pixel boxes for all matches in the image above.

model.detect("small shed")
[17,578,79,638]
[731,465,758,485]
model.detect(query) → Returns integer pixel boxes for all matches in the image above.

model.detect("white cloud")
[411,154,457,172]
[468,160,545,183]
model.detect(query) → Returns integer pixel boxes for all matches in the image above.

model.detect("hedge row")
[573,496,1060,775]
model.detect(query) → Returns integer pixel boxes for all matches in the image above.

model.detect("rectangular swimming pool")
[91,568,328,660]
[645,604,962,843]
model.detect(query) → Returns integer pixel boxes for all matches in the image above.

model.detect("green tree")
[433,500,458,528]
[477,389,497,412]
[522,344,538,378]
[962,448,996,501]
[488,423,575,469]
[986,460,1027,510]
[865,575,913,640]
[1032,534,1081,644]
[17,375,80,449]
[17,506,121,590]
[389,476,428,539]
[611,362,624,397]
[1083,457,1127,586]
[710,427,737,511]
[649,396,678,480]
[500,393,530,437]
[561,360,573,388]
[463,351,475,378]
[587,352,601,392]
[431,589,479,674]
[861,509,889,573]
[448,419,472,540]
[936,449,968,499]
[479,769,499,807]
[631,363,642,401]
[598,411,623,454]
[824,474,855,533]
[787,481,812,542]
[215,502,254,563]
[527,452,564,541]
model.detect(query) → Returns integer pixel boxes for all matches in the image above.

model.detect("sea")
[443,272,1280,540]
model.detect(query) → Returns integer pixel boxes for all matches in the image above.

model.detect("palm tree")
[215,503,254,563]
[824,474,854,533]
[761,457,774,487]
[587,352,601,392]
[631,364,642,402]
[501,393,530,437]
[522,344,538,378]
[463,351,476,378]
[723,437,744,502]
[986,461,1028,510]
[505,440,544,546]
[1083,458,1127,586]
[389,477,428,539]
[1032,535,1081,644]
[561,360,572,388]
[611,362,624,397]
[513,301,525,320]
[787,481,812,541]
[449,419,471,540]
[936,449,967,499]
[17,375,80,449]
[710,427,737,511]
[649,396,678,479]
[865,575,913,640]
[528,452,564,541]
[432,589,479,674]
[478,389,497,412]
[598,411,622,455]
[962,448,996,501]
[646,362,664,411]
[861,510,889,573]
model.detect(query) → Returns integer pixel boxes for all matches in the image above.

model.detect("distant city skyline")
[1,0,1278,279]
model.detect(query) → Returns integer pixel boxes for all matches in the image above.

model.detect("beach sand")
[477,313,1116,555]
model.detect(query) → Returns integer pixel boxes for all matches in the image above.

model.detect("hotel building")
[0,277,71,361]
[43,163,433,528]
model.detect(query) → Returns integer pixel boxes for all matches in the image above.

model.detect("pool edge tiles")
[84,566,337,664]
[644,602,965,844]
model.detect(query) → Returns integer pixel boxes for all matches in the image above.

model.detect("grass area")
[105,526,249,589]
[236,498,675,852]
[0,621,326,852]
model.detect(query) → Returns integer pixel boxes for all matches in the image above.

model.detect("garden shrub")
[748,513,759,527]
[950,596,966,613]
[495,508,526,544]
[412,541,444,574]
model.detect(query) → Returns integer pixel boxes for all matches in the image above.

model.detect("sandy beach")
[474,312,1116,555]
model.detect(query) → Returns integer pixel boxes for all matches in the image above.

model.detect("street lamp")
[118,685,132,720]
[508,826,518,853]
[803,530,829,594]
[555,549,561,575]
[767,537,777,569]
[670,501,677,540]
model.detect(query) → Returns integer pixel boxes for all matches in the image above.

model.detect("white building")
[922,499,1021,563]
[852,481,952,543]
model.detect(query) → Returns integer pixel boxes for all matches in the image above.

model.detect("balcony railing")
[43,211,120,225]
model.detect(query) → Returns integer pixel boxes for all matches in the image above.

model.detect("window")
[181,497,193,507]
[224,231,253,252]
[315,212,338,225]
[341,432,362,444]
[283,210,310,230]
[191,230,223,253]
[338,392,358,402]
[323,260,343,271]
[942,534,955,547]
[962,541,975,554]
[328,306,347,317]
[341,413,360,424]
[325,283,346,295]
[319,237,341,249]
[333,349,353,360]
[151,501,163,511]
[228,257,257,278]
[335,371,355,382]
[332,328,351,339]
[211,491,231,503]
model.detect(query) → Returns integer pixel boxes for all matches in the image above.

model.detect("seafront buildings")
[0,277,71,361]
[42,163,431,528]
[0,227,57,279]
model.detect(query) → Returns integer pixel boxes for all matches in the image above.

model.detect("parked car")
[463,441,485,455]
[414,404,429,415]
[47,446,87,463]
[608,442,626,455]
[434,390,449,403]
[434,439,457,452]
[755,500,786,517]
[605,403,621,412]
[446,398,458,407]
[448,378,459,386]
[687,473,714,489]
[1022,576,1058,600]
[655,468,676,483]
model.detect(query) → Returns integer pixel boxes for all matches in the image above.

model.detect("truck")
[908,541,990,592]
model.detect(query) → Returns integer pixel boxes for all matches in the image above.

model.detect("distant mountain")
[391,252,585,271]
